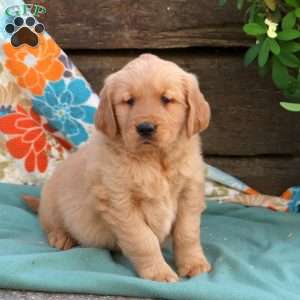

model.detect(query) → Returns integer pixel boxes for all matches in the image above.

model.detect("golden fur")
[27,54,211,282]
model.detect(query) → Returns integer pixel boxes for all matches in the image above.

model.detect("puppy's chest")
[131,167,185,243]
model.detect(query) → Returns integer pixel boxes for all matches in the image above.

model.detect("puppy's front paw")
[140,262,179,283]
[48,230,76,250]
[177,255,211,278]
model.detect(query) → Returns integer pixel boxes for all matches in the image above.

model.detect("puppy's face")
[96,54,210,151]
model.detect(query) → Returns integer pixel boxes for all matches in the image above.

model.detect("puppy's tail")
[22,195,40,213]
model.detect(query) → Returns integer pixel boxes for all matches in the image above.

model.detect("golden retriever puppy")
[24,54,211,282]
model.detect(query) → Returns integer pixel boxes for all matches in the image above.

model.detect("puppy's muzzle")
[136,122,157,138]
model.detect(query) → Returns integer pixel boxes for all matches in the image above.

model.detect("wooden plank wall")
[38,0,300,194]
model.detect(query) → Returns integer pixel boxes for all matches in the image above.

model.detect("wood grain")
[67,49,300,156]
[37,0,251,49]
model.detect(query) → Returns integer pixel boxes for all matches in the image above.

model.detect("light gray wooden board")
[0,290,156,300]
[66,49,299,156]
[37,0,251,49]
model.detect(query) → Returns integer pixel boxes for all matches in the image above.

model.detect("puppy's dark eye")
[125,98,135,107]
[161,96,172,105]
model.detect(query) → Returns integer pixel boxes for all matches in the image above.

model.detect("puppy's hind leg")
[38,192,77,251]
[48,230,77,250]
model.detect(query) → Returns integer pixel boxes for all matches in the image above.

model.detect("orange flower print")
[3,35,64,96]
[0,105,71,173]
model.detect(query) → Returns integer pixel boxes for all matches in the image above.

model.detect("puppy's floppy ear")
[185,73,211,138]
[95,77,118,138]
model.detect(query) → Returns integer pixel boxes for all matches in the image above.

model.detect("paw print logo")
[5,16,45,48]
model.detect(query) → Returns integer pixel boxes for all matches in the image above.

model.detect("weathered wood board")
[67,50,300,157]
[39,0,251,49]
[0,290,155,300]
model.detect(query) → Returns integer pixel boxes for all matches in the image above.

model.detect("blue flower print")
[32,79,96,146]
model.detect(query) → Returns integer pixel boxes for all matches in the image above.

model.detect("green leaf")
[244,43,261,65]
[272,57,290,89]
[264,0,276,10]
[295,7,300,17]
[237,0,244,10]
[258,38,270,67]
[277,29,300,40]
[254,15,267,27]
[269,38,280,55]
[284,87,300,100]
[243,23,267,36]
[284,0,300,8]
[280,102,300,111]
[287,79,300,94]
[258,61,270,77]
[283,75,300,98]
[282,12,296,30]
[248,2,258,22]
[280,41,300,52]
[278,51,300,67]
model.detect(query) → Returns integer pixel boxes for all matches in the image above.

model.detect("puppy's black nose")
[136,122,156,138]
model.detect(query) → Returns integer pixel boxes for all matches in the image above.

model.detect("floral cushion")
[0,1,99,184]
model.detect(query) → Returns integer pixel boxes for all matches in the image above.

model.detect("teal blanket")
[0,183,299,300]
